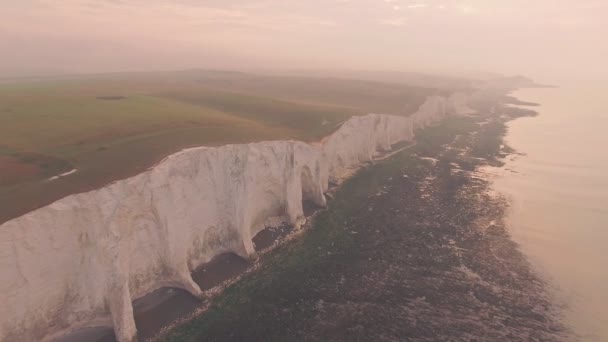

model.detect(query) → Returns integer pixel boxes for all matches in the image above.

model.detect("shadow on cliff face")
[252,200,323,252]
[57,206,321,342]
[57,253,253,342]
[252,223,294,252]
[132,289,200,341]
[130,253,253,341]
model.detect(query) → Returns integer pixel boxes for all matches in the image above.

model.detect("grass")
[0,71,439,223]
[158,90,354,139]
[1,88,289,152]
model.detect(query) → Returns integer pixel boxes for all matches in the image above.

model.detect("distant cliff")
[0,93,472,342]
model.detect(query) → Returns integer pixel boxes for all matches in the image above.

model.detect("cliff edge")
[0,93,473,342]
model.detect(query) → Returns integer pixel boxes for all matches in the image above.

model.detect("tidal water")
[492,83,608,341]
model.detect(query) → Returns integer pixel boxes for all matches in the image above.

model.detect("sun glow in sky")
[2,0,607,80]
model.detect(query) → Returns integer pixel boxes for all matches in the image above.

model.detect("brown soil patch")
[0,155,42,186]
[0,152,73,186]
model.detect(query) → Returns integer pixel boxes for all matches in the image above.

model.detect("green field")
[0,70,441,223]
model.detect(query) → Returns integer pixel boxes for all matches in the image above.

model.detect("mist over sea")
[492,83,608,341]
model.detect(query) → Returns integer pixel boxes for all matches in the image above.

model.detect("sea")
[491,82,608,341]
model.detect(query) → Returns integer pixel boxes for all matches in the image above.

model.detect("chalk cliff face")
[0,92,472,342]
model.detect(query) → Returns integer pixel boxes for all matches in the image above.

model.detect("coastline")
[1,87,568,342]
[1,93,471,342]
[156,93,567,341]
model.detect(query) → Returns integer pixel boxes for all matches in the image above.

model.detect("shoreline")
[488,85,608,341]
[4,86,565,342]
[55,90,566,342]
[154,94,567,341]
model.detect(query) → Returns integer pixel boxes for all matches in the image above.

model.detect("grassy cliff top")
[0,70,454,223]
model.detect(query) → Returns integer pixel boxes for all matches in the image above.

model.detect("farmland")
[0,70,440,222]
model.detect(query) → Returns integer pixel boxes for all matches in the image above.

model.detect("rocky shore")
[159,97,568,341]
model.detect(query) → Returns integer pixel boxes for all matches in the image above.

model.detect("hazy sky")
[2,0,607,81]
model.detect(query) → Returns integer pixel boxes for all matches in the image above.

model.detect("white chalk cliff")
[0,93,473,342]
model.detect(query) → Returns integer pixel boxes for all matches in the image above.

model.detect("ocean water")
[492,83,608,341]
